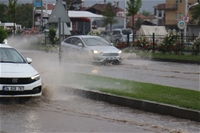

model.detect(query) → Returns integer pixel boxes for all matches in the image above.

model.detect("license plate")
[3,86,24,91]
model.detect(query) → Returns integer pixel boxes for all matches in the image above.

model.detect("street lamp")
[184,0,199,42]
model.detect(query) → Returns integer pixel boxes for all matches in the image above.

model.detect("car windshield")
[112,31,121,35]
[0,47,26,63]
[82,37,111,46]
[122,29,132,34]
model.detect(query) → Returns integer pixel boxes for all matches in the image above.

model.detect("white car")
[0,43,42,97]
[61,35,122,64]
[111,28,133,43]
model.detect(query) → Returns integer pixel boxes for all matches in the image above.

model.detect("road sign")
[183,16,189,23]
[56,23,71,35]
[48,0,71,23]
[177,20,186,30]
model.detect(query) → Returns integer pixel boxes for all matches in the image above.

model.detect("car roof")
[0,43,13,48]
[68,35,101,38]
[112,29,122,31]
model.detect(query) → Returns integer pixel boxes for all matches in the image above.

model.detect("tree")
[102,3,118,32]
[190,4,200,25]
[63,0,82,13]
[135,17,142,29]
[8,0,17,36]
[126,0,142,45]
[141,10,151,17]
[0,27,8,43]
[16,3,33,28]
[0,3,9,22]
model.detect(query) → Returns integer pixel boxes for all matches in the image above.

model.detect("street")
[0,39,199,133]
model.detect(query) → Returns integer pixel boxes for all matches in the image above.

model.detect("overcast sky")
[0,0,165,13]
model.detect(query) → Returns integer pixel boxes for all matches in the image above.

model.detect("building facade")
[164,0,200,35]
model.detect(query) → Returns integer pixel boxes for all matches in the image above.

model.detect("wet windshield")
[82,37,111,46]
[0,48,26,63]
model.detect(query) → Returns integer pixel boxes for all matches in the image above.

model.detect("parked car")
[111,28,133,43]
[100,30,111,42]
[61,35,122,64]
[0,43,42,97]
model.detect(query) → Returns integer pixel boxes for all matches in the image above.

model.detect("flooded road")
[1,93,200,133]
[1,39,199,133]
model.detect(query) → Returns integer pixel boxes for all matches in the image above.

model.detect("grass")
[151,52,200,61]
[64,73,200,111]
[131,50,200,62]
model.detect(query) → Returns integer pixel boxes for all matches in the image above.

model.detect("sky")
[0,0,165,13]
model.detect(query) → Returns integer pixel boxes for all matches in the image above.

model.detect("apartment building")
[164,0,200,35]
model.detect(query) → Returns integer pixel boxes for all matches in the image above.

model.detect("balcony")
[164,4,178,10]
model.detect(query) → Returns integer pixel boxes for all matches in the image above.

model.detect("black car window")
[112,31,120,35]
[64,38,72,44]
[74,38,83,46]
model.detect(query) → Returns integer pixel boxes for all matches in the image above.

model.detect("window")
[175,13,178,20]
[154,8,157,15]
[158,10,162,17]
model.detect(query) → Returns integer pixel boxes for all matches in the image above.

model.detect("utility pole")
[124,0,126,28]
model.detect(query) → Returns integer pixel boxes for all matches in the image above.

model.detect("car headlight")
[92,50,102,54]
[118,50,122,54]
[31,74,40,81]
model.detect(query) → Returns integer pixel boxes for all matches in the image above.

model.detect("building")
[85,2,125,30]
[153,3,165,26]
[157,0,200,36]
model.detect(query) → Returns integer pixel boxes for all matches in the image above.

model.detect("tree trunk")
[132,15,134,48]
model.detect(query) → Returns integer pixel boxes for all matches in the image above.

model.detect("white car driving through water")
[0,43,42,97]
[61,35,122,64]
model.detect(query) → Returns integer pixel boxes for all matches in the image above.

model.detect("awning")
[36,10,103,19]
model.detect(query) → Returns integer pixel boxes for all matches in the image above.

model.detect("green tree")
[0,27,8,43]
[135,17,142,29]
[126,0,142,44]
[102,2,118,32]
[191,4,200,25]
[16,3,32,28]
[63,0,82,13]
[48,27,57,45]
[0,3,9,22]
[141,10,151,17]
[8,0,17,36]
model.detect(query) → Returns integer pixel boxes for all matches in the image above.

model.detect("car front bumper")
[0,79,42,97]
[92,55,122,63]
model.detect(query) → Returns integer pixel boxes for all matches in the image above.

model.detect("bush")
[159,30,183,54]
[0,27,8,43]
[88,30,101,36]
[48,27,57,45]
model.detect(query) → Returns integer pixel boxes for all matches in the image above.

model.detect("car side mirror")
[77,43,83,47]
[26,58,32,64]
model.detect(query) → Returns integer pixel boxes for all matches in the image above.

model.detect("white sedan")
[0,43,42,97]
[61,35,122,64]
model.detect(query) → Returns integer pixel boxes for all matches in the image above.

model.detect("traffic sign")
[177,20,186,30]
[48,0,71,23]
[183,16,189,23]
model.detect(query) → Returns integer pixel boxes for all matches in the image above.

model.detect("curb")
[63,87,200,122]
[151,58,200,65]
